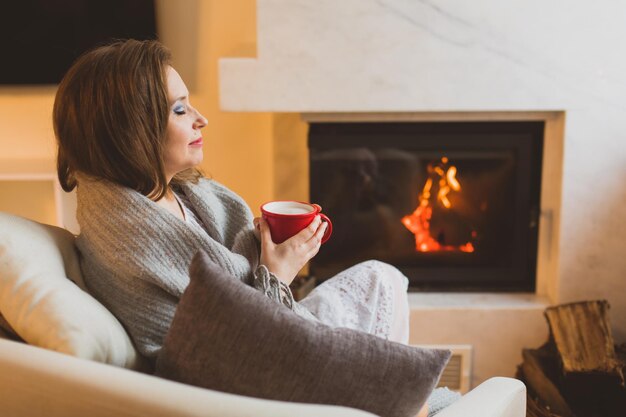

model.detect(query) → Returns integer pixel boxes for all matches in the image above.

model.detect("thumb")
[258,217,275,246]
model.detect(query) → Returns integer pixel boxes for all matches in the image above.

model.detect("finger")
[307,220,327,245]
[253,217,260,230]
[306,229,325,259]
[298,215,322,241]
[304,223,326,259]
[258,217,275,246]
[286,215,321,243]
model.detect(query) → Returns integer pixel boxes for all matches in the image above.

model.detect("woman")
[54,39,410,363]
[52,38,465,417]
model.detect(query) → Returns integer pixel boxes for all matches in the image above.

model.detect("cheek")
[165,126,188,149]
[163,129,188,164]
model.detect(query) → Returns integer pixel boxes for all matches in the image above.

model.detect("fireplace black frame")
[308,121,544,292]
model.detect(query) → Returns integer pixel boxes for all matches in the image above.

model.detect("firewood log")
[544,300,625,417]
[521,348,575,417]
[544,300,623,383]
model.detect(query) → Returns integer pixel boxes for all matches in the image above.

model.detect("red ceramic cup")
[260,201,333,244]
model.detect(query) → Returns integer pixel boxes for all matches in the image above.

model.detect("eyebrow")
[170,95,188,105]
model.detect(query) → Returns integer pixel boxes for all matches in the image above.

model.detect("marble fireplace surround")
[219,0,626,385]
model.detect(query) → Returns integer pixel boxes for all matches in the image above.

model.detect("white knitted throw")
[75,175,308,360]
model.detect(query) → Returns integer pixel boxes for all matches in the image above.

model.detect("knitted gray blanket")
[76,175,265,359]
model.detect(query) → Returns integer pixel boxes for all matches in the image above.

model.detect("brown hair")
[53,39,201,200]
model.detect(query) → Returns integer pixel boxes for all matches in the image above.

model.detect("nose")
[194,110,208,129]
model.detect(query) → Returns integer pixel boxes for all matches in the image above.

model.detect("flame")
[401,157,475,253]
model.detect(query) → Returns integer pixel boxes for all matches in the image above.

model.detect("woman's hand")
[254,215,328,285]
[252,218,261,241]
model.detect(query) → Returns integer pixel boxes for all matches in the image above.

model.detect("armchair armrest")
[0,337,525,417]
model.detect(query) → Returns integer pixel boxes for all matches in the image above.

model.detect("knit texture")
[428,387,462,416]
[75,175,262,360]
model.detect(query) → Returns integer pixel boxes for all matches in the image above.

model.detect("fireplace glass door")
[309,121,543,291]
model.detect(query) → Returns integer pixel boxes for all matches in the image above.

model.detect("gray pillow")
[156,252,451,417]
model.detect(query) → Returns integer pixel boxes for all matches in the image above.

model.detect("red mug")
[260,201,333,244]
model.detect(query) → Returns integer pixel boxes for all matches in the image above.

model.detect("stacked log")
[517,300,626,417]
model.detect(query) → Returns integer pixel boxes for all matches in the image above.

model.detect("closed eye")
[173,105,186,115]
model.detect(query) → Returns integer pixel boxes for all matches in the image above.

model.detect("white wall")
[220,0,626,385]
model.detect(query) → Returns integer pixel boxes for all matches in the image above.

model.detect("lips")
[189,137,203,146]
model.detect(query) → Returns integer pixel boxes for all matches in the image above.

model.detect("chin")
[189,154,204,168]
[193,156,204,167]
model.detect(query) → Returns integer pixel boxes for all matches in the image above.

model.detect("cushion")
[156,252,451,417]
[0,212,140,368]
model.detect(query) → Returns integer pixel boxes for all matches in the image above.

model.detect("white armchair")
[0,212,526,417]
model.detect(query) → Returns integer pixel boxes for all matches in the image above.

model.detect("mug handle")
[319,213,333,244]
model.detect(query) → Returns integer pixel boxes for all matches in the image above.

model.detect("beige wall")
[181,0,274,214]
[272,113,309,202]
[0,88,56,160]
[0,89,58,224]
[0,181,56,225]
[0,0,273,224]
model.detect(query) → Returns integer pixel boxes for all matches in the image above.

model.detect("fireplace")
[309,121,544,292]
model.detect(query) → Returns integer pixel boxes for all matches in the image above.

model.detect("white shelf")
[0,158,78,233]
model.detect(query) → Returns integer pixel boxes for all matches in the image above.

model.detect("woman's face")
[162,66,208,181]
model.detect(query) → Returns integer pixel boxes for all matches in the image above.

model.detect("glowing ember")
[402,157,475,253]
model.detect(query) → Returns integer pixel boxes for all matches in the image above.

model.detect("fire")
[402,157,475,253]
